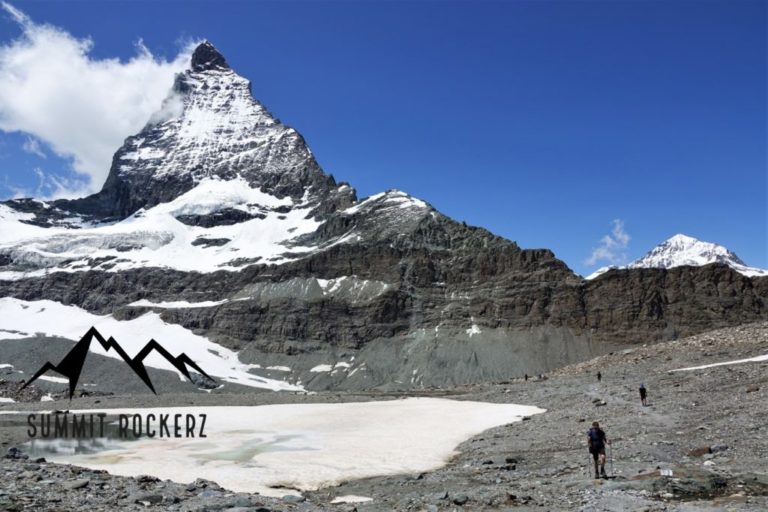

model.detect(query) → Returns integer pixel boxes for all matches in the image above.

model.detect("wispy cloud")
[21,135,45,158]
[0,2,195,197]
[585,219,631,266]
[4,166,90,200]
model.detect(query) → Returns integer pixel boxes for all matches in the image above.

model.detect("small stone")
[198,489,223,498]
[746,385,759,393]
[194,478,221,490]
[130,492,163,505]
[688,446,711,457]
[62,479,89,490]
[710,443,728,453]
[4,447,27,460]
[282,495,306,503]
[453,494,469,505]
[233,496,253,507]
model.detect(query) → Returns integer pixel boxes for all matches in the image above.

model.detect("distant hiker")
[639,383,648,406]
[597,371,602,382]
[587,421,610,478]
[524,373,528,382]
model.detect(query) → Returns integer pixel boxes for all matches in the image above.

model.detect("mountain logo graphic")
[21,326,216,399]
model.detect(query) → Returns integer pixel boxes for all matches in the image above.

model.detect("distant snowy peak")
[587,234,767,279]
[632,234,746,269]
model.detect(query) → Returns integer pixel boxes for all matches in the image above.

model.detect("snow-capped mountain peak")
[633,233,746,269]
[587,234,767,279]
[58,41,352,219]
[0,42,438,279]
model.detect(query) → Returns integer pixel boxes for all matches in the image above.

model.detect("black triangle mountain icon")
[21,326,216,399]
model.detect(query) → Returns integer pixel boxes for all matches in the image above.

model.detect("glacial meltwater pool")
[13,398,545,497]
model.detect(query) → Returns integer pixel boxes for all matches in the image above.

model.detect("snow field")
[36,398,545,496]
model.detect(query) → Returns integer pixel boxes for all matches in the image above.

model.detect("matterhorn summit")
[0,42,435,276]
[70,40,354,220]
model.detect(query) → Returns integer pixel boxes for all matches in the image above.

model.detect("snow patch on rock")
[0,297,301,392]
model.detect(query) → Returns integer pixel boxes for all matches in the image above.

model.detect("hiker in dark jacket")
[597,371,602,382]
[639,383,648,406]
[587,421,610,478]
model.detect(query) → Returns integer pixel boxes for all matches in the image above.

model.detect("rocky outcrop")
[1,240,764,354]
[581,265,766,343]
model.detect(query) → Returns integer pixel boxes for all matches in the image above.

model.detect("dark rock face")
[176,209,265,227]
[191,40,229,71]
[581,266,767,344]
[0,42,765,390]
[190,237,231,247]
[1,235,764,355]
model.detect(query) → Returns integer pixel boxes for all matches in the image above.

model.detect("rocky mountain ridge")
[0,42,766,391]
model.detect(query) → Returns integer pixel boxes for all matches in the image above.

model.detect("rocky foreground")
[1,322,767,511]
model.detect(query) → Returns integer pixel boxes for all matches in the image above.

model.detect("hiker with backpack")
[586,421,610,478]
[639,383,648,406]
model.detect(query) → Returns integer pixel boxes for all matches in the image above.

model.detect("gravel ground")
[1,322,767,511]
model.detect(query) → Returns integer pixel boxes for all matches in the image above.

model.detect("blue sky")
[0,0,765,275]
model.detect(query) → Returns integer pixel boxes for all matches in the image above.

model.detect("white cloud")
[4,166,90,200]
[21,135,45,158]
[585,219,630,266]
[32,167,91,199]
[0,2,194,197]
